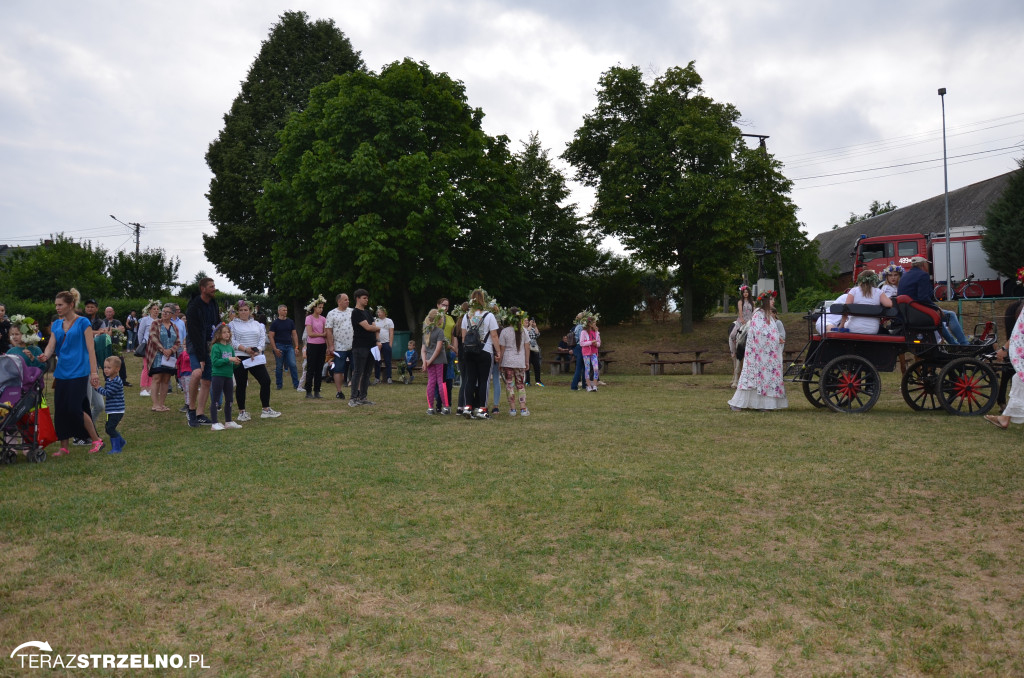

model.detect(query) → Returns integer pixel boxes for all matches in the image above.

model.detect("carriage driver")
[896,256,971,346]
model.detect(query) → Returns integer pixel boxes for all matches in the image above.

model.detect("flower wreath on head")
[756,290,777,304]
[1017,266,1024,284]
[9,314,41,345]
[304,294,326,313]
[499,306,528,331]
[738,284,750,293]
[881,263,904,277]
[467,288,500,314]
[422,310,445,336]
[578,309,600,328]
[142,299,161,314]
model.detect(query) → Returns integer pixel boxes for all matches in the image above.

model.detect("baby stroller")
[0,354,49,464]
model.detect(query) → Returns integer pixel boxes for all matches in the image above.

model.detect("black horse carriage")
[786,295,998,415]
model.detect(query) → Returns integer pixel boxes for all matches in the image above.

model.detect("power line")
[780,112,1024,165]
[790,144,1023,181]
[792,146,1022,190]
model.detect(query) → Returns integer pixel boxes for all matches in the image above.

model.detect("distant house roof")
[812,171,1016,277]
[0,244,39,264]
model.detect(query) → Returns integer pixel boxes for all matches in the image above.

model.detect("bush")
[2,297,190,329]
[788,286,836,313]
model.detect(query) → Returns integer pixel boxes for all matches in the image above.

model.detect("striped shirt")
[97,376,125,414]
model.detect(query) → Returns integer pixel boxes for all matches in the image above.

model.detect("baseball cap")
[908,256,929,264]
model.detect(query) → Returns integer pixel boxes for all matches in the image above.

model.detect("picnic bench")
[641,348,713,375]
[548,349,616,375]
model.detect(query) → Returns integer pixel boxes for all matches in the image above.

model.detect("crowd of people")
[5,265,1021,460]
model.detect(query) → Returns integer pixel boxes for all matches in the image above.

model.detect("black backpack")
[463,313,490,355]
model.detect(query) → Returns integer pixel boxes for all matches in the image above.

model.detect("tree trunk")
[402,288,417,334]
[678,259,694,334]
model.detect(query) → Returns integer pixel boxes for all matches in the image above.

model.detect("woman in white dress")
[729,285,754,388]
[836,270,892,334]
[728,291,788,411]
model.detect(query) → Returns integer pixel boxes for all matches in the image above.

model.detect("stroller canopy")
[0,355,25,397]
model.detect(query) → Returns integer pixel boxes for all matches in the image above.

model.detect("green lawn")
[2,358,1022,676]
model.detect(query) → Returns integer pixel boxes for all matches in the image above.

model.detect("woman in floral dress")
[728,291,788,411]
[984,288,1024,429]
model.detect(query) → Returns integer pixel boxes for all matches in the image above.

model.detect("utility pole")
[109,214,144,256]
[740,134,787,312]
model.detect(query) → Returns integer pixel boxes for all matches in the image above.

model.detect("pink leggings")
[140,357,152,388]
[426,363,449,409]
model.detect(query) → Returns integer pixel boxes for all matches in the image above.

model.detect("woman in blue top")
[39,288,104,456]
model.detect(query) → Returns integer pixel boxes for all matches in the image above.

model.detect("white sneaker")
[520,408,530,417]
[297,387,305,393]
[236,411,251,422]
[509,409,517,417]
[210,423,225,431]
[224,421,243,429]
[139,389,150,397]
[260,408,281,419]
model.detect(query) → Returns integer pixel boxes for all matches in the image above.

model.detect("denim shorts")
[188,348,213,380]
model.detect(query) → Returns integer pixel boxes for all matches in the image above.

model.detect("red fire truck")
[850,225,1006,297]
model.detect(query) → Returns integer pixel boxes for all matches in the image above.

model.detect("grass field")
[2,316,1022,676]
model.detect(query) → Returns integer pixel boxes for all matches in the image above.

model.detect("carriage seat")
[827,303,899,318]
[820,330,906,344]
[894,294,942,331]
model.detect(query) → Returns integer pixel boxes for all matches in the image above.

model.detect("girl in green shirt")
[209,324,242,430]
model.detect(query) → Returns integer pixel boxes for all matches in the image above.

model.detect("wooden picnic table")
[641,348,713,375]
[548,349,616,375]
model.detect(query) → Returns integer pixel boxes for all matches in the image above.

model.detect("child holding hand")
[95,356,126,453]
[209,324,243,430]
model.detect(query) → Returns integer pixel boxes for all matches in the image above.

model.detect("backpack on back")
[463,313,490,355]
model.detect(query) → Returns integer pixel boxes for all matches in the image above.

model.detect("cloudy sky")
[2,0,1023,294]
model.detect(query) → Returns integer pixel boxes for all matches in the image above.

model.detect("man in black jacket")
[185,278,220,427]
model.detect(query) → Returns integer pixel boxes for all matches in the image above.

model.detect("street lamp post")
[938,88,951,301]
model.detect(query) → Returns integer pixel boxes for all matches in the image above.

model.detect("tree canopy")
[0,235,181,302]
[204,10,364,295]
[982,159,1024,279]
[106,248,181,298]
[564,62,794,332]
[0,234,111,300]
[260,58,509,329]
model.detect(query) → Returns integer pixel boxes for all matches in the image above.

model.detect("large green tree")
[564,63,773,333]
[493,133,606,324]
[982,158,1024,279]
[106,248,181,298]
[204,11,364,295]
[0,234,112,301]
[259,58,515,330]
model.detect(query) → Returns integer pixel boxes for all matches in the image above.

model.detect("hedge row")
[1,297,189,325]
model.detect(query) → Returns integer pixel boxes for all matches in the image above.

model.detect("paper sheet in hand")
[242,354,267,368]
[370,346,381,361]
[160,354,178,369]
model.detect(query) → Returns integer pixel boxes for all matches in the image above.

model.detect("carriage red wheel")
[821,354,881,413]
[937,357,997,416]
[801,367,825,408]
[901,360,942,411]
